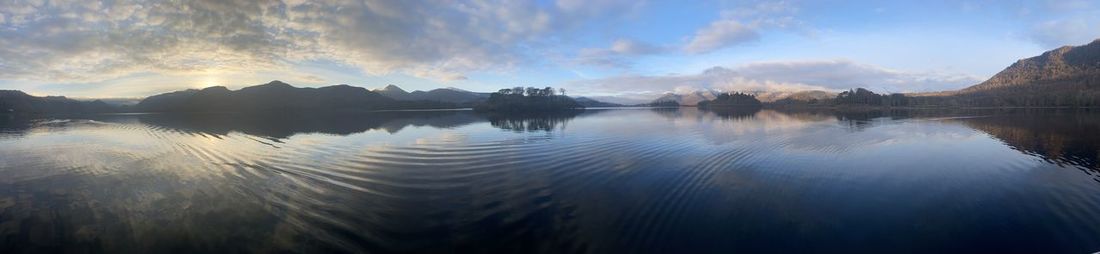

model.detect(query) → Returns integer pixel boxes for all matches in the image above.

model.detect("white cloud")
[0,0,639,83]
[1028,17,1100,48]
[684,20,760,54]
[576,39,667,67]
[610,39,665,55]
[683,1,805,54]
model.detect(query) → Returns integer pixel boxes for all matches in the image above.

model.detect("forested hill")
[963,39,1100,93]
[930,39,1100,107]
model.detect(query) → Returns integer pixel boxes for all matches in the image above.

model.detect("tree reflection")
[484,110,582,132]
[699,107,761,120]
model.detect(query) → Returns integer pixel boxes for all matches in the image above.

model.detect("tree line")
[835,88,909,107]
[495,86,566,97]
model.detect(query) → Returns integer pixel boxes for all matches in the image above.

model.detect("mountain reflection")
[134,111,484,139]
[951,109,1100,180]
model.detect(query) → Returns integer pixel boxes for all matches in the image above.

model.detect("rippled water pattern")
[1,109,1099,253]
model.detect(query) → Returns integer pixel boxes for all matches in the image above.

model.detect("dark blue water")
[1,108,1099,253]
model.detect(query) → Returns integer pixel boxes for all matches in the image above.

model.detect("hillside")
[962,39,1100,93]
[932,39,1100,107]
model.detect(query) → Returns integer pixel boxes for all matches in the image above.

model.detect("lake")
[1,108,1099,253]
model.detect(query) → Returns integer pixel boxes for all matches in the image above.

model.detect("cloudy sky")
[1,0,1098,99]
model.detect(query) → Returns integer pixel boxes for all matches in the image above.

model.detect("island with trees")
[473,86,584,112]
[697,92,763,108]
[834,88,909,107]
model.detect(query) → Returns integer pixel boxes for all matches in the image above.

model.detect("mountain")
[574,97,623,107]
[936,39,1100,107]
[136,81,404,112]
[961,39,1100,93]
[408,89,486,103]
[373,85,487,103]
[374,84,413,100]
[651,90,719,106]
[0,90,114,114]
[75,98,142,106]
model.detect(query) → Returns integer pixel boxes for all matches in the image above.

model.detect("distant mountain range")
[651,89,835,106]
[574,97,624,107]
[373,85,488,103]
[755,90,836,103]
[135,81,406,112]
[0,90,114,114]
[652,90,719,106]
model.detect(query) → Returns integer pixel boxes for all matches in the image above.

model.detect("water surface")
[1,108,1099,253]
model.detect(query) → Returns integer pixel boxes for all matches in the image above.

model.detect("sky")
[1,0,1098,101]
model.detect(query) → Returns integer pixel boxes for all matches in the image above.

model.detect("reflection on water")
[485,110,581,132]
[136,111,487,138]
[1,109,1099,253]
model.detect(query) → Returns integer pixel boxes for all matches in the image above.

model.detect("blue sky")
[0,0,1098,100]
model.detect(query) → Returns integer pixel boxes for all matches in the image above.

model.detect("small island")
[697,92,762,108]
[473,86,584,112]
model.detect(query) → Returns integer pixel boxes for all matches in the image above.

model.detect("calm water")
[1,108,1099,253]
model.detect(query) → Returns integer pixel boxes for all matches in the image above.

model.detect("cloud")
[735,60,981,92]
[684,20,760,54]
[300,75,326,83]
[997,0,1100,48]
[568,59,982,98]
[0,0,638,83]
[576,39,667,67]
[683,1,805,54]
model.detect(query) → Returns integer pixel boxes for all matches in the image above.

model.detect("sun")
[200,76,222,88]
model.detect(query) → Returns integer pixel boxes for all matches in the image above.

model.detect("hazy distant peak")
[441,87,471,92]
[380,84,407,92]
[264,80,291,87]
[238,81,295,92]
